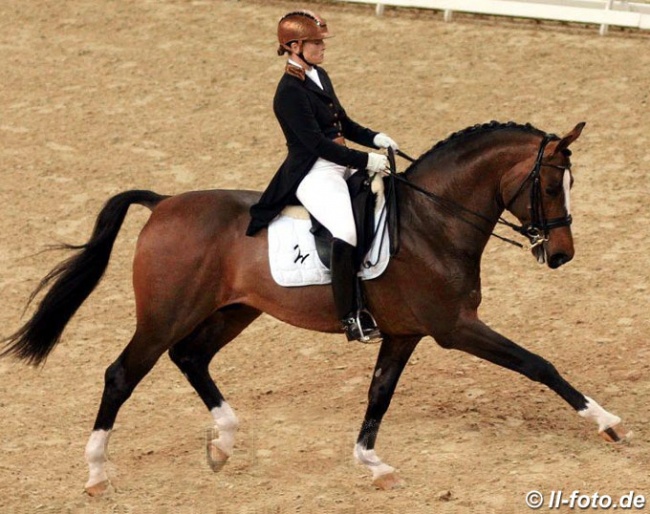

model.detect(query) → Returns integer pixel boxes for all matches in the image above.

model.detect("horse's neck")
[400,155,507,257]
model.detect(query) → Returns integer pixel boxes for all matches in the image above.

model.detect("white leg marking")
[354,442,395,480]
[210,402,239,457]
[578,396,621,432]
[84,429,111,489]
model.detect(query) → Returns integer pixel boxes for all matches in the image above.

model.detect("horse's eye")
[545,184,562,197]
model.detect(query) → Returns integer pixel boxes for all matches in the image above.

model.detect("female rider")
[246,10,398,343]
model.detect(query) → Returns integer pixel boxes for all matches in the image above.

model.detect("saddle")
[310,170,382,269]
[268,169,397,288]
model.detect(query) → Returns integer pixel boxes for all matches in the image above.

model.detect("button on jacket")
[246,66,378,236]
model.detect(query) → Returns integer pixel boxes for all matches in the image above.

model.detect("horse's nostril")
[549,253,572,269]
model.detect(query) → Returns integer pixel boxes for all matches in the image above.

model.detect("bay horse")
[3,121,627,494]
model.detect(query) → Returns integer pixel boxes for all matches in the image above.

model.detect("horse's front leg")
[440,318,628,442]
[355,335,420,490]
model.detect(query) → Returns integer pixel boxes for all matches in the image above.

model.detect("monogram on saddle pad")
[267,171,390,287]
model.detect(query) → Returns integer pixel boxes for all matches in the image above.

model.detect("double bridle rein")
[386,134,573,250]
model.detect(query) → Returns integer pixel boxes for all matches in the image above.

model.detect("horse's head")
[501,122,585,269]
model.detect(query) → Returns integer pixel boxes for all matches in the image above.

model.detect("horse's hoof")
[372,472,402,490]
[599,423,631,443]
[84,480,109,497]
[207,442,230,472]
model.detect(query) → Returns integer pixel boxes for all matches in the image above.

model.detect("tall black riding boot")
[330,238,382,343]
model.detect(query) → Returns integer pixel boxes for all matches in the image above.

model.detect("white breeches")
[295,158,358,247]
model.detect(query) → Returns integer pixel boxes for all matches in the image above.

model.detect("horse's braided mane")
[404,120,557,174]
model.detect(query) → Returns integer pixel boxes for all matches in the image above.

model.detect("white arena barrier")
[337,0,650,35]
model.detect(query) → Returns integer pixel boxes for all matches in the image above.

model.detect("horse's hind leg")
[84,328,177,496]
[168,305,261,472]
[440,319,628,442]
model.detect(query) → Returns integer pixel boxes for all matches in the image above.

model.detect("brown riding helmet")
[277,10,332,55]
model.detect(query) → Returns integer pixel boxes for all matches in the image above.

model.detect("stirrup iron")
[343,308,382,344]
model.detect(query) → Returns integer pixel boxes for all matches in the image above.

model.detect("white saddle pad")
[267,178,391,287]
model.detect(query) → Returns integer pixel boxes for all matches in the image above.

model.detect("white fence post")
[600,0,615,35]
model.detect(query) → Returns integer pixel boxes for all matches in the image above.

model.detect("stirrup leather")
[342,308,382,344]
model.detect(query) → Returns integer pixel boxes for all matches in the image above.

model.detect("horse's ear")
[552,122,586,155]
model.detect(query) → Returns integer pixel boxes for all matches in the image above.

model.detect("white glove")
[366,152,389,174]
[373,132,399,150]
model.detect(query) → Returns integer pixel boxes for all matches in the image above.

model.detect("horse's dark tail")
[2,190,168,366]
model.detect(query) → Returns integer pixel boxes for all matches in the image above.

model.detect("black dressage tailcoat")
[246,65,379,236]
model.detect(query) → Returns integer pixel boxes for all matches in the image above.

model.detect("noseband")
[499,135,573,248]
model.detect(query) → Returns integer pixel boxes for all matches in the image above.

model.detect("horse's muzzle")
[548,252,573,269]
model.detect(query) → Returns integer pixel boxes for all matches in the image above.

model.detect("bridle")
[496,134,573,249]
[386,134,573,250]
